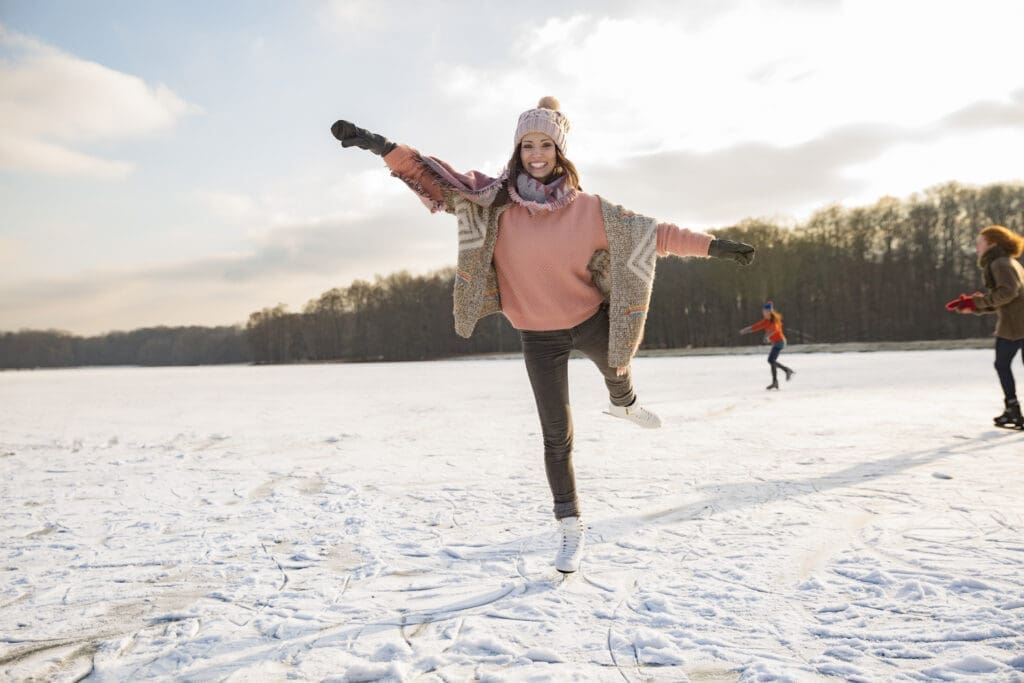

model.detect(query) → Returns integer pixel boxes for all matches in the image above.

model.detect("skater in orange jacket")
[740,301,794,390]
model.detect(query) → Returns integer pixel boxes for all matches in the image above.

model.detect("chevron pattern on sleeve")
[599,198,661,369]
[626,217,657,286]
[456,201,488,252]
[450,197,507,337]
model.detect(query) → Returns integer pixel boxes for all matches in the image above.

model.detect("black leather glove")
[708,238,755,265]
[330,120,396,156]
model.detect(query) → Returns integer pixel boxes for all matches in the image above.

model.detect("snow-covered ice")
[1,349,1022,681]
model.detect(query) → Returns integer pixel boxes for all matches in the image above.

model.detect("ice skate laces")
[555,516,584,573]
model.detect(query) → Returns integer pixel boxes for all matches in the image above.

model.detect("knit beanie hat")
[763,301,774,311]
[514,96,571,154]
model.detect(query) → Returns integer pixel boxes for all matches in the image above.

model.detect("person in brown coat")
[946,225,1024,429]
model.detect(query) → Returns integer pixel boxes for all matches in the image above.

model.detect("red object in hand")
[945,294,975,312]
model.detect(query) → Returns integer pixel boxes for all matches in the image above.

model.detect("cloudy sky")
[2,0,1023,335]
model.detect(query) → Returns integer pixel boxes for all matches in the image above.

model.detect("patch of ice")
[523,647,564,663]
[328,660,406,683]
[896,580,940,600]
[447,635,517,657]
[370,642,412,662]
[921,654,1004,679]
[638,644,688,665]
[822,645,862,661]
[817,603,849,613]
[949,577,993,592]
[815,660,869,681]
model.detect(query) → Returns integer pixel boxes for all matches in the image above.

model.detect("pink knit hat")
[514,96,571,154]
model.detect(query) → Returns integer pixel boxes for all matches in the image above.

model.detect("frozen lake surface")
[2,349,1022,681]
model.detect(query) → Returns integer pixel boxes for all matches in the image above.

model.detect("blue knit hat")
[763,301,774,311]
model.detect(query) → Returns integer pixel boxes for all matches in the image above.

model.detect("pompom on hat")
[514,96,571,154]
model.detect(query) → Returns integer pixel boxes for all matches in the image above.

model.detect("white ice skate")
[555,516,585,573]
[606,399,662,429]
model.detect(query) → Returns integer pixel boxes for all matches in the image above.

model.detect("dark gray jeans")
[519,304,636,520]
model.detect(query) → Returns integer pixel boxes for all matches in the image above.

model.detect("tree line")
[0,326,250,369]
[2,181,1021,369]
[645,182,1023,348]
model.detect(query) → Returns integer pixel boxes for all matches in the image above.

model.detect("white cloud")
[196,164,417,240]
[434,1,1024,165]
[0,135,133,178]
[5,1,1024,334]
[0,24,198,177]
[197,190,261,223]
[842,129,1024,207]
[0,236,25,275]
[318,0,388,33]
[0,191,457,334]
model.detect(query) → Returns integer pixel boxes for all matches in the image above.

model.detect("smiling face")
[519,132,558,181]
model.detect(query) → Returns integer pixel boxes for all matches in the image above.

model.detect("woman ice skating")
[946,225,1024,430]
[330,97,755,573]
[740,301,794,390]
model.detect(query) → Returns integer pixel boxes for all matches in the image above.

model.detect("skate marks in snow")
[574,429,1024,679]
[0,637,100,682]
[3,357,1024,680]
[586,430,993,553]
[0,429,382,679]
[301,528,655,680]
[598,571,710,682]
[166,557,611,680]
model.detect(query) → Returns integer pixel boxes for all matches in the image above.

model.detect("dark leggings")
[995,337,1024,401]
[520,305,635,520]
[768,341,792,383]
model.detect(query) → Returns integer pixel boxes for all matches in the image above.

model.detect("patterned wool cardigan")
[389,150,665,368]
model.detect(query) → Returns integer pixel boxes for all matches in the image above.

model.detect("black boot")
[766,380,779,390]
[994,398,1024,429]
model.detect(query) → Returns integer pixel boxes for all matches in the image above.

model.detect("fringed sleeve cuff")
[383,145,449,213]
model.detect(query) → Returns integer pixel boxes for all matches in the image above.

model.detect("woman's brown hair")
[506,143,581,192]
[980,225,1024,258]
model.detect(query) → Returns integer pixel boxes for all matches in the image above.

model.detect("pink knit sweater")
[384,145,714,331]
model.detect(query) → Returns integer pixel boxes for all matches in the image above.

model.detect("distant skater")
[331,97,755,573]
[740,301,794,390]
[946,225,1024,430]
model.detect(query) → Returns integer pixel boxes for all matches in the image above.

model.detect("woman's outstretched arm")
[740,319,768,334]
[331,120,449,212]
[382,145,449,212]
[656,224,755,265]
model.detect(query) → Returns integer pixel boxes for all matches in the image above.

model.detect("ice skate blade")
[602,410,661,429]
